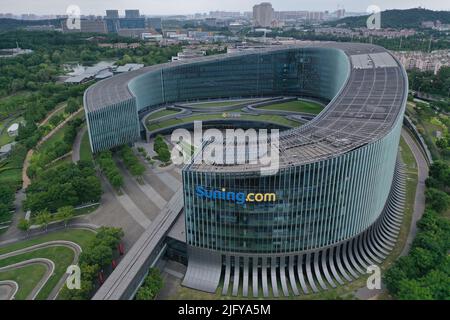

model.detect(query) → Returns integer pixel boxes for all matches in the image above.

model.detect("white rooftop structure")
[7,123,19,136]
[115,63,145,73]
[0,142,16,158]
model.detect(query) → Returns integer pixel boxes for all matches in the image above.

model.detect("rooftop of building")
[83,42,407,169]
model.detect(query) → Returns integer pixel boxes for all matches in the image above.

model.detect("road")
[72,126,87,163]
[400,128,429,256]
[0,240,82,300]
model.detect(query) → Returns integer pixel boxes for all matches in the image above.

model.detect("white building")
[114,63,144,74]
[141,33,163,41]
[253,2,274,28]
[172,49,206,62]
[7,123,19,137]
[0,142,16,159]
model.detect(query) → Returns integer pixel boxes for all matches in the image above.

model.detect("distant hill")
[327,8,450,29]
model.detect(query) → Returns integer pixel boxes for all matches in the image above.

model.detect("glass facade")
[182,116,402,254]
[84,45,405,255]
[129,47,348,110]
[86,47,349,153]
[85,98,140,153]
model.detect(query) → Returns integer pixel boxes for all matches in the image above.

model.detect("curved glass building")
[84,43,408,297]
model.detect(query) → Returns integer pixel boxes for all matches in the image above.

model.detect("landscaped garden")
[259,99,324,114]
[0,228,96,300]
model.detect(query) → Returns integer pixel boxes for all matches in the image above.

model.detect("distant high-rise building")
[253,2,274,27]
[307,11,325,22]
[147,17,162,31]
[105,10,119,19]
[105,9,144,32]
[119,18,145,29]
[61,18,107,34]
[125,10,140,19]
[119,9,145,30]
[335,9,346,19]
[105,10,119,33]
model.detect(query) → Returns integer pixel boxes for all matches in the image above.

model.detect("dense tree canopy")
[24,160,101,213]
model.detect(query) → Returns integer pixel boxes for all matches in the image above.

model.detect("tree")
[422,268,450,300]
[95,227,124,248]
[36,209,52,232]
[135,268,163,300]
[110,174,123,189]
[56,205,75,228]
[65,97,79,114]
[135,286,155,300]
[158,147,171,163]
[80,244,113,267]
[396,279,433,300]
[17,218,31,236]
[130,163,146,177]
[426,160,450,190]
[0,185,14,205]
[425,188,450,213]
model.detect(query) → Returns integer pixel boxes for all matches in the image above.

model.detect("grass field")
[0,116,23,147]
[0,229,95,255]
[147,113,302,131]
[0,264,47,300]
[37,111,84,154]
[0,246,75,300]
[147,109,180,121]
[0,167,22,189]
[0,229,96,300]
[79,129,93,162]
[184,99,258,108]
[259,100,324,114]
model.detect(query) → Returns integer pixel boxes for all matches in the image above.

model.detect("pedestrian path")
[156,172,181,193]
[115,192,151,229]
[135,182,167,210]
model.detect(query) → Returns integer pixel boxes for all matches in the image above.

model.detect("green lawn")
[0,229,95,255]
[184,99,258,108]
[259,100,324,114]
[0,264,47,300]
[37,111,85,154]
[0,168,22,188]
[147,113,302,131]
[0,246,75,300]
[0,116,23,147]
[79,129,93,162]
[0,229,96,300]
[147,109,180,121]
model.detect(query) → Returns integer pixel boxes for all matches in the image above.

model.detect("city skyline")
[1,0,449,16]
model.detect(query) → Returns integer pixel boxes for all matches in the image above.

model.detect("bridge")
[92,189,184,300]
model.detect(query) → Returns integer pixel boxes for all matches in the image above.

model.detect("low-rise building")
[0,142,16,159]
[114,63,144,74]
[393,50,450,74]
[171,49,206,61]
[6,123,19,137]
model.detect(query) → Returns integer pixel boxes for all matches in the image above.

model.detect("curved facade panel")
[183,116,402,254]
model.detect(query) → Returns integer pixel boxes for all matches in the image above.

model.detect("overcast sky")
[1,0,449,15]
